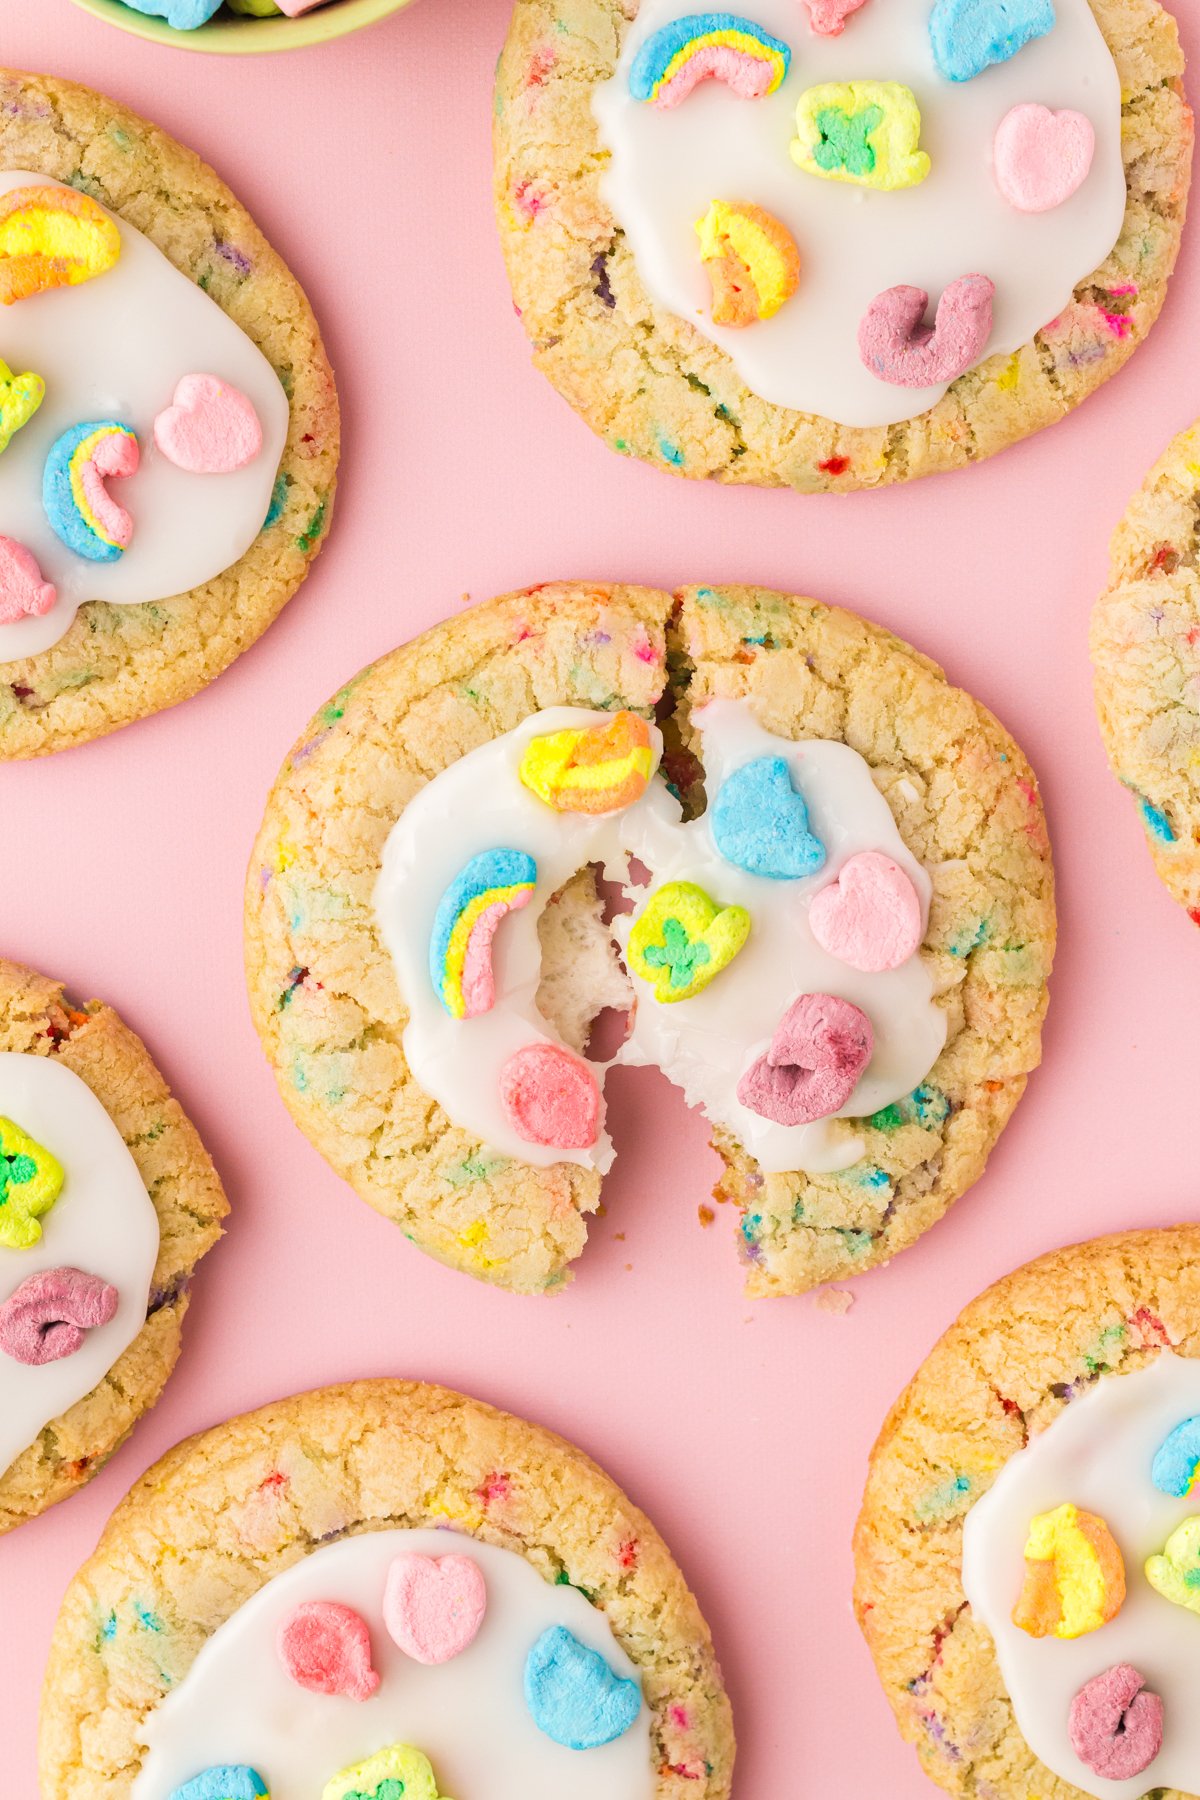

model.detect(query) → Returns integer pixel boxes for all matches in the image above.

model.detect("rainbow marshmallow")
[696,201,801,327]
[430,849,538,1020]
[43,421,139,563]
[630,13,792,110]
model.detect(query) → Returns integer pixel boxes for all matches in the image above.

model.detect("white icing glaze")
[133,1528,653,1800]
[0,173,290,660]
[0,1052,159,1475]
[962,1354,1200,1800]
[593,0,1126,429]
[374,698,945,1176]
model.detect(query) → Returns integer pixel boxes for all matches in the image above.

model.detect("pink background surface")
[2,1,1199,1792]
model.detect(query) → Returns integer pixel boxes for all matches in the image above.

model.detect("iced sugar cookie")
[0,70,338,757]
[0,959,226,1531]
[1092,418,1200,920]
[855,1227,1200,1799]
[494,0,1191,492]
[245,582,1054,1297]
[39,1380,734,1800]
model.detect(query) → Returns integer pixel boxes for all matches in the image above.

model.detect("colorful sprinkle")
[711,755,825,878]
[1013,1503,1126,1639]
[524,1625,642,1749]
[695,200,800,327]
[519,711,653,813]
[383,1552,488,1664]
[429,849,537,1020]
[858,276,995,387]
[43,421,139,562]
[792,82,930,190]
[0,1267,117,1365]
[0,1118,64,1248]
[0,185,120,305]
[737,992,873,1125]
[630,13,791,109]
[277,1601,380,1702]
[628,881,751,1002]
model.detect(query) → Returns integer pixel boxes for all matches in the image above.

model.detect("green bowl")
[70,0,418,54]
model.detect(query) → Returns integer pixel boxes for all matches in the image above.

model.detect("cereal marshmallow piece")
[695,202,801,328]
[1152,1415,1200,1497]
[1145,1516,1200,1616]
[711,755,824,876]
[0,186,120,305]
[168,1771,268,1800]
[1068,1665,1164,1782]
[791,82,931,190]
[1012,1502,1126,1639]
[929,0,1056,83]
[627,881,751,1003]
[43,421,139,563]
[0,1117,64,1249]
[525,1625,642,1749]
[737,992,872,1126]
[0,1268,118,1366]
[429,849,537,1020]
[629,13,792,110]
[277,1601,380,1701]
[322,1743,450,1800]
[0,537,56,626]
[858,276,995,388]
[0,357,44,454]
[519,711,653,813]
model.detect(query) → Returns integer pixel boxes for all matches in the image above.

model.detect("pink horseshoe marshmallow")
[0,1267,118,1366]
[858,275,995,388]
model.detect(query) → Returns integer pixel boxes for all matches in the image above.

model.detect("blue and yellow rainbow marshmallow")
[429,848,538,1020]
[42,419,139,563]
[1153,1415,1200,1497]
[630,13,792,110]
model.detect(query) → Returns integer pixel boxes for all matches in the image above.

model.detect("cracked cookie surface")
[38,1378,734,1800]
[1092,419,1200,918]
[244,582,1054,1297]
[494,0,1191,493]
[0,958,226,1531]
[854,1226,1200,1800]
[0,69,339,758]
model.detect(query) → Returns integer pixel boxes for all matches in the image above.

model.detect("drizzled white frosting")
[593,0,1125,428]
[374,699,945,1176]
[133,1529,653,1800]
[0,1053,159,1475]
[0,173,290,660]
[963,1355,1200,1799]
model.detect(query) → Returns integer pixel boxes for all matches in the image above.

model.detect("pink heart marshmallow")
[808,852,923,972]
[154,373,263,474]
[384,1553,488,1665]
[993,104,1096,214]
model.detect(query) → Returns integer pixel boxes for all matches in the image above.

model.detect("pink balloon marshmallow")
[499,1043,601,1150]
[737,994,873,1127]
[154,373,263,475]
[1068,1664,1163,1781]
[808,852,923,972]
[994,104,1095,214]
[384,1553,488,1665]
[0,536,56,626]
[274,0,331,13]
[800,0,869,35]
[277,1601,380,1701]
[0,1268,117,1366]
[858,275,995,388]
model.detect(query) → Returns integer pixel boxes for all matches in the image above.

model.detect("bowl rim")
[68,0,418,55]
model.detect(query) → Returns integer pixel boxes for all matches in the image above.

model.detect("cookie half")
[494,0,1191,492]
[39,1379,734,1799]
[0,959,226,1531]
[0,69,339,756]
[855,1226,1200,1799]
[245,582,1054,1296]
[1092,419,1200,917]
